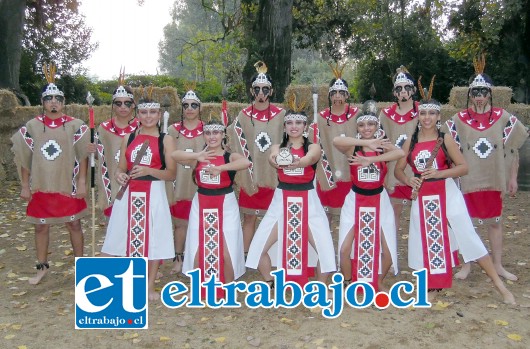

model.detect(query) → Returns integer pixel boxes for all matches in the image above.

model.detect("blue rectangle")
[75,257,148,329]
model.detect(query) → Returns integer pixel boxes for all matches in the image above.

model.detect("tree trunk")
[245,0,293,103]
[0,0,26,91]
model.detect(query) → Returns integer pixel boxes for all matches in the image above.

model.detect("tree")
[0,0,97,105]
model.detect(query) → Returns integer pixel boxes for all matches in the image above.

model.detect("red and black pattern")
[352,204,380,291]
[19,127,34,151]
[234,119,255,183]
[282,193,309,286]
[309,123,335,188]
[445,120,461,149]
[419,191,452,289]
[127,190,149,257]
[73,124,89,144]
[503,114,518,145]
[95,135,112,205]
[381,103,418,124]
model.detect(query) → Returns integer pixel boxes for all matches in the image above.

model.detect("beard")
[50,107,59,113]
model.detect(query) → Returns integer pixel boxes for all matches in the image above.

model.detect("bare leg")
[378,233,392,292]
[171,222,187,274]
[488,222,517,281]
[243,213,258,253]
[392,201,403,236]
[223,237,235,283]
[65,219,84,257]
[257,224,279,282]
[339,227,354,283]
[476,254,515,304]
[307,229,329,283]
[29,224,50,285]
[148,260,161,301]
[455,262,472,280]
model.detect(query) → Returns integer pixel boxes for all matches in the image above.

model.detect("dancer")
[246,95,336,286]
[378,65,419,233]
[444,55,528,281]
[333,100,402,291]
[101,87,176,300]
[226,61,285,255]
[90,68,139,221]
[395,77,515,304]
[173,119,248,296]
[11,63,89,284]
[168,86,204,273]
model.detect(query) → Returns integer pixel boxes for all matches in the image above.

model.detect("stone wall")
[1,86,529,183]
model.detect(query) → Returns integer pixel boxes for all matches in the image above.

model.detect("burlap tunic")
[226,104,285,198]
[11,115,90,224]
[444,108,528,194]
[95,118,139,215]
[167,122,204,223]
[378,102,419,200]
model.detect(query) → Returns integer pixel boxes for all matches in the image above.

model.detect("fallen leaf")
[432,301,452,311]
[487,304,498,309]
[494,320,508,326]
[17,346,28,349]
[506,215,517,220]
[17,277,29,281]
[7,272,17,278]
[132,338,141,344]
[123,332,138,339]
[12,291,27,297]
[425,322,436,329]
[4,334,15,339]
[506,280,514,285]
[214,337,226,343]
[11,324,22,330]
[64,249,73,256]
[280,317,293,324]
[15,246,27,251]
[54,262,65,267]
[0,233,9,238]
[159,336,171,341]
[312,338,324,345]
[507,333,522,341]
[340,322,351,328]
[200,317,210,322]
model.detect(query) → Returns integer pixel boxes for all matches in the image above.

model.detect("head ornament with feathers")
[42,63,64,98]
[252,61,272,87]
[328,62,348,93]
[417,75,441,111]
[393,65,415,87]
[113,66,135,100]
[137,85,160,109]
[182,81,201,103]
[469,53,492,89]
[204,113,225,132]
[285,93,308,122]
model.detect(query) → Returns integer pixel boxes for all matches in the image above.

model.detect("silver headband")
[356,115,379,124]
[418,103,441,111]
[284,113,307,122]
[182,90,201,104]
[252,73,272,87]
[41,83,64,98]
[113,85,134,100]
[137,102,160,109]
[469,74,492,89]
[203,124,225,132]
[328,78,348,93]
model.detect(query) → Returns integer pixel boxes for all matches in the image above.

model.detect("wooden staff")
[115,140,150,201]
[86,92,96,256]
[411,137,444,201]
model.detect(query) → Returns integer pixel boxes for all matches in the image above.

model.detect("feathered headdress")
[417,75,441,111]
[182,81,201,103]
[113,66,134,100]
[469,53,492,88]
[328,61,348,93]
[252,61,272,87]
[137,85,160,109]
[284,92,308,122]
[204,112,225,132]
[41,63,64,97]
[393,65,415,87]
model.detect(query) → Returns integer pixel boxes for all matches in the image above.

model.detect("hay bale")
[448,86,512,109]
[284,85,330,120]
[0,89,19,117]
[507,103,530,126]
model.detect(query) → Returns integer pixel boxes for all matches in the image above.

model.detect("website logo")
[75,257,148,329]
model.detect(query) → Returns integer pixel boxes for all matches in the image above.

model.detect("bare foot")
[170,260,182,275]
[156,271,163,280]
[29,268,48,285]
[501,288,516,305]
[149,289,160,301]
[427,290,439,303]
[495,266,518,281]
[455,263,471,280]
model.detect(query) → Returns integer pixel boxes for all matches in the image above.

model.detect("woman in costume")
[246,94,336,286]
[394,77,514,304]
[102,87,176,300]
[173,120,248,293]
[91,68,139,222]
[168,86,204,273]
[333,100,403,291]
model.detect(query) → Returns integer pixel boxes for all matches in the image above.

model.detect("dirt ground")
[0,180,529,349]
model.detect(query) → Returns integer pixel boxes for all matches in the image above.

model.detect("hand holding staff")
[86,92,96,256]
[115,140,150,201]
[411,137,444,200]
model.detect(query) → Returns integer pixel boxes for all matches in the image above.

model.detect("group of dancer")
[11,57,527,304]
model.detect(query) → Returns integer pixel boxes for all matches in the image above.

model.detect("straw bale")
[449,86,512,109]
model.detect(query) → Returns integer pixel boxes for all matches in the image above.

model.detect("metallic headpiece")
[182,81,201,103]
[203,123,225,132]
[137,85,160,109]
[328,62,348,93]
[417,76,441,111]
[113,67,134,100]
[41,63,64,98]
[356,100,379,124]
[393,65,414,87]
[285,93,308,122]
[469,53,492,89]
[251,61,272,87]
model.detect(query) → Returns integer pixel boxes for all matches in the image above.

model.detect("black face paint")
[182,102,200,110]
[113,101,134,108]
[330,90,347,97]
[253,86,271,96]
[393,85,414,94]
[43,95,65,103]
[470,87,490,97]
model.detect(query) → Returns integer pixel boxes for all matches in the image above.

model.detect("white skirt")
[183,192,246,280]
[246,187,336,273]
[408,178,488,270]
[102,181,175,260]
[337,188,399,274]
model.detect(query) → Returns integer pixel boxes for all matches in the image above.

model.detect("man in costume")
[444,55,528,281]
[11,63,90,285]
[227,61,285,255]
[168,86,204,273]
[309,63,359,221]
[91,68,139,222]
[378,65,419,233]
